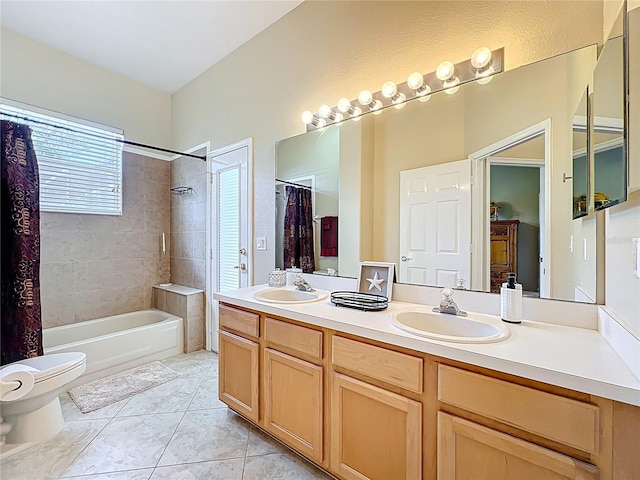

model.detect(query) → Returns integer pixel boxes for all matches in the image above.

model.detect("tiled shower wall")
[40,152,171,328]
[170,154,207,289]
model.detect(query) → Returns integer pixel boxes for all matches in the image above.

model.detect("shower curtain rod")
[1,112,207,161]
[275,178,312,190]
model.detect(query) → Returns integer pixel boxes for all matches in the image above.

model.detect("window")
[1,101,124,215]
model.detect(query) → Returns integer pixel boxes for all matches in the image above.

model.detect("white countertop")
[214,285,640,407]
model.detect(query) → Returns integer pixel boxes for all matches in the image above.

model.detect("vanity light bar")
[302,47,504,131]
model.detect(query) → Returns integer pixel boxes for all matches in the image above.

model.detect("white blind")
[0,102,124,215]
[218,166,240,292]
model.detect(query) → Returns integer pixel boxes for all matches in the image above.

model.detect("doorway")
[206,138,253,352]
[470,119,551,297]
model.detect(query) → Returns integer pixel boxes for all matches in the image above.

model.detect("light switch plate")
[256,236,267,251]
[634,238,640,279]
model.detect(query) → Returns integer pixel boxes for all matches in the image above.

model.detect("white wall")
[171,0,604,284]
[0,28,171,146]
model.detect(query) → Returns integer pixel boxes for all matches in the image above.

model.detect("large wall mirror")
[592,6,627,211]
[276,33,628,304]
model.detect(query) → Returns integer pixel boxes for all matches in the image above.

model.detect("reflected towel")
[321,216,338,257]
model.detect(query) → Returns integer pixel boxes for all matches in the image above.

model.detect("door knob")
[401,256,413,262]
[233,263,247,271]
[239,248,247,256]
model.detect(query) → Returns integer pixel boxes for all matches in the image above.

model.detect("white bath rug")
[68,361,179,413]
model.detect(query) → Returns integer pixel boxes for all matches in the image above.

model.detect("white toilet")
[0,352,86,445]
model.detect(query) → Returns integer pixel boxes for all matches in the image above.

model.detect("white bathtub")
[43,309,184,386]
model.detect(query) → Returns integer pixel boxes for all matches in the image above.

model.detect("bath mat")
[68,361,179,413]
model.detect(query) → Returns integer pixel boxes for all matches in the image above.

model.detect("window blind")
[0,102,124,215]
[218,166,240,292]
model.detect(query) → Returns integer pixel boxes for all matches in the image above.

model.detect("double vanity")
[214,283,640,480]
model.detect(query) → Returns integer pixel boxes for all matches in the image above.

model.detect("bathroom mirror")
[592,7,627,211]
[572,89,589,219]
[275,44,600,303]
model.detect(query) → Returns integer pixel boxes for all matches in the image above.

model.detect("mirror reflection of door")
[398,160,471,287]
[486,133,546,298]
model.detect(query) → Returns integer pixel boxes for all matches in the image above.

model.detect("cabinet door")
[331,373,422,480]
[218,330,259,422]
[264,348,323,463]
[438,413,599,480]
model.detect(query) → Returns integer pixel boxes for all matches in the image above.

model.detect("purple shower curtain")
[283,186,316,273]
[1,120,43,365]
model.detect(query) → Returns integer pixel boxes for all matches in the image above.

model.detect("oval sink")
[390,309,510,343]
[253,288,328,304]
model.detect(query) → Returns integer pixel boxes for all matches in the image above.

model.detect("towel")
[321,216,338,257]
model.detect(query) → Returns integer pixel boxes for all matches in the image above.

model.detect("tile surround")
[153,285,204,353]
[40,152,171,328]
[0,351,333,480]
[170,154,207,290]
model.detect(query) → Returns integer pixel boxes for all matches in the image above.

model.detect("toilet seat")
[0,352,86,384]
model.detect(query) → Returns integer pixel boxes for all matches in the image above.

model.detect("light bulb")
[407,72,424,90]
[334,112,344,123]
[416,84,431,97]
[301,111,315,124]
[317,118,327,128]
[318,104,333,118]
[337,98,352,113]
[436,61,455,81]
[352,106,362,117]
[471,47,492,69]
[393,93,407,108]
[370,99,383,111]
[358,90,373,106]
[444,77,460,95]
[418,94,432,103]
[381,81,397,99]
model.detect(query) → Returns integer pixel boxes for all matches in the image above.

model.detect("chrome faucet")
[433,288,467,317]
[294,273,315,292]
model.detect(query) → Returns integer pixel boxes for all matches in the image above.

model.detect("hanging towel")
[321,216,338,257]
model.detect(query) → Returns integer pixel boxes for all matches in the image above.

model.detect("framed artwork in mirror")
[356,262,395,300]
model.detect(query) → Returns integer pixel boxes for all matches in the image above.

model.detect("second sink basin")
[254,287,328,304]
[390,308,510,343]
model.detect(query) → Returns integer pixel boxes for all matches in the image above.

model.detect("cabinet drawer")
[219,304,259,339]
[438,365,600,454]
[332,336,423,394]
[265,317,323,360]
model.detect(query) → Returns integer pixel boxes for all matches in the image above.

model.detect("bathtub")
[43,309,184,386]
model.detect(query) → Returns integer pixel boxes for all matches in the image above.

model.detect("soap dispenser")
[500,273,522,324]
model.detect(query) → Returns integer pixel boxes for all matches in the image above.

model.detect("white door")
[207,139,252,351]
[399,160,471,287]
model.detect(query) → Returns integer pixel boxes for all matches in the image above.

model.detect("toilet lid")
[2,352,86,383]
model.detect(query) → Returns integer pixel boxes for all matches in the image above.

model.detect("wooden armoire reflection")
[490,220,519,293]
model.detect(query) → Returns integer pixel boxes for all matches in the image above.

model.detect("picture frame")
[356,261,396,300]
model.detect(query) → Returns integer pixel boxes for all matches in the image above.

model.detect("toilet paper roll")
[1,365,37,401]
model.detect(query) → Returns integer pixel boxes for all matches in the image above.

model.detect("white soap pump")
[500,273,522,324]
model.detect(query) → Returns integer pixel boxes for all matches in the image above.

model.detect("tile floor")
[1,350,334,480]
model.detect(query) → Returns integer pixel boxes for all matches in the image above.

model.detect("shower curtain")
[283,185,316,273]
[1,120,43,365]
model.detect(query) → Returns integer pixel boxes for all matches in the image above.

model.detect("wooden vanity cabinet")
[217,303,640,480]
[263,318,324,463]
[218,305,260,422]
[330,336,423,480]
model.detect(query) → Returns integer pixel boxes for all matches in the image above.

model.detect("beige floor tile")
[0,419,108,480]
[242,452,332,480]
[157,409,249,466]
[246,427,288,457]
[61,412,183,476]
[187,373,225,411]
[116,377,202,417]
[149,458,244,480]
[60,468,153,479]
